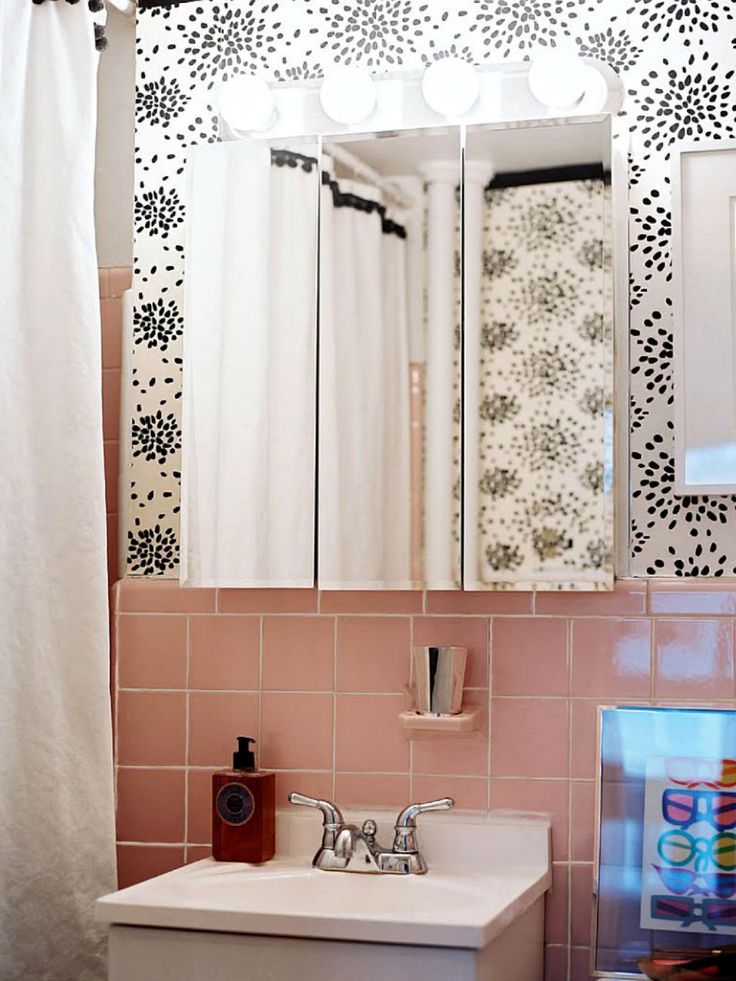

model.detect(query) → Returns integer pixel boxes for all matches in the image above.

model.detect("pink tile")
[545,862,569,943]
[491,778,569,860]
[116,844,184,889]
[545,945,569,981]
[425,591,533,615]
[188,692,260,767]
[263,616,335,691]
[104,441,119,513]
[491,698,569,778]
[570,947,593,981]
[570,781,596,861]
[99,268,109,299]
[189,616,260,690]
[261,693,333,770]
[492,618,568,696]
[335,773,410,808]
[335,694,408,772]
[571,863,595,946]
[320,591,423,614]
[117,614,187,689]
[117,691,186,765]
[412,774,488,810]
[535,580,646,616]
[108,266,133,297]
[655,619,734,699]
[650,580,736,615]
[117,768,185,843]
[219,589,317,614]
[118,580,216,614]
[101,297,123,369]
[186,845,212,863]
[274,770,334,808]
[571,619,651,698]
[412,617,489,687]
[102,367,121,441]
[570,700,603,780]
[187,768,217,844]
[107,514,120,584]
[337,617,410,692]
[412,692,488,777]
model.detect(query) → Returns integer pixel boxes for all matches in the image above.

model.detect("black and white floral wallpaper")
[130,0,736,578]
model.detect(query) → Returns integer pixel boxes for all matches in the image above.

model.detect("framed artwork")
[593,706,736,978]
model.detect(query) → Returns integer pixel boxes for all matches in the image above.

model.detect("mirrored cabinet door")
[317,128,462,590]
[181,139,319,587]
[463,118,614,591]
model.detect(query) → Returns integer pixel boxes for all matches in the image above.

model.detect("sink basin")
[98,809,551,981]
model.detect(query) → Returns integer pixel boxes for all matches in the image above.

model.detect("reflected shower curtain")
[0,2,116,979]
[182,144,318,586]
[465,174,613,590]
[319,177,412,588]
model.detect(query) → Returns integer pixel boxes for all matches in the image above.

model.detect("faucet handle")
[393,798,454,854]
[288,792,343,827]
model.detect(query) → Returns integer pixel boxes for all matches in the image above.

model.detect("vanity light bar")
[217,58,622,140]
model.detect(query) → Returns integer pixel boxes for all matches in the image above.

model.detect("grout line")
[183,616,191,859]
[331,618,338,802]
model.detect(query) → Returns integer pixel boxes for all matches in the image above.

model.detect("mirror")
[464,118,614,590]
[181,139,319,587]
[180,108,618,591]
[318,128,461,590]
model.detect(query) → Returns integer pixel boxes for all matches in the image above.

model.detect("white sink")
[98,809,551,981]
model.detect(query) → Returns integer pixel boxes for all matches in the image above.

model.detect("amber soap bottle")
[212,737,275,863]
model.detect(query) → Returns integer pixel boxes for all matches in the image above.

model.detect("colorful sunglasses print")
[650,894,736,931]
[657,830,736,873]
[654,864,736,899]
[662,789,736,832]
[666,758,736,790]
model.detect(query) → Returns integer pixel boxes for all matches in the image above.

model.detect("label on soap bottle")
[215,782,255,826]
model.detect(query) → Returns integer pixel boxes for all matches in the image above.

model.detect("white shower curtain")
[319,177,412,588]
[0,3,116,979]
[181,143,319,587]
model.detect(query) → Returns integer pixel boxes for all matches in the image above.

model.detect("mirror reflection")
[318,129,461,590]
[182,140,319,588]
[464,119,614,590]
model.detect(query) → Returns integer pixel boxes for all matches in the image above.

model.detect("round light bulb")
[218,75,276,133]
[319,66,376,125]
[421,58,480,116]
[528,51,588,109]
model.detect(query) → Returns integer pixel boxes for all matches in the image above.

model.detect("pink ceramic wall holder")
[399,687,482,740]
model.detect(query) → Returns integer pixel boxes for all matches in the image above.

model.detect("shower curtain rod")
[325,142,414,210]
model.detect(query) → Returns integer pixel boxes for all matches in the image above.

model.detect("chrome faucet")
[288,792,454,874]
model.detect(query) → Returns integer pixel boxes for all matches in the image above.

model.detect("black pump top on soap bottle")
[233,736,256,771]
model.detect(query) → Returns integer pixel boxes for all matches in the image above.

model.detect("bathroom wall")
[113,576,736,981]
[126,0,736,580]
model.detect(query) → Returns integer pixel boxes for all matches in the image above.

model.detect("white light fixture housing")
[319,65,376,125]
[421,58,480,117]
[218,74,277,134]
[528,51,589,109]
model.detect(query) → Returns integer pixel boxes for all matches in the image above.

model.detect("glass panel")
[464,118,614,591]
[318,128,461,590]
[596,706,736,977]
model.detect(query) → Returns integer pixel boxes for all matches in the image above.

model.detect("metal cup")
[412,646,467,716]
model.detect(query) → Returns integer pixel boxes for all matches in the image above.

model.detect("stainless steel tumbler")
[412,646,467,716]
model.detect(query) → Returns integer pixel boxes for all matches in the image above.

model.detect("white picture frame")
[673,140,736,495]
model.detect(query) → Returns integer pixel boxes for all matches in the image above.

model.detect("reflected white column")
[421,160,460,589]
[463,161,495,588]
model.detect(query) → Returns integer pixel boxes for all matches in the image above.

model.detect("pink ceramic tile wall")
[112,577,736,981]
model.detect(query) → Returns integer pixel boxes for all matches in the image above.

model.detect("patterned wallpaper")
[129,0,736,579]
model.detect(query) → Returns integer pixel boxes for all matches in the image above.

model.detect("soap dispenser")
[212,736,275,863]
